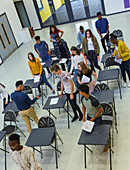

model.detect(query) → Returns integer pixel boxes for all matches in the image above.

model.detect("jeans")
[101,33,109,53]
[74,69,78,75]
[88,50,102,72]
[41,56,52,74]
[3,94,10,109]
[65,92,83,117]
[60,63,66,71]
[87,114,102,125]
[120,59,130,82]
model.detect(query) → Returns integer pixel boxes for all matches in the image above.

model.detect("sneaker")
[103,144,110,152]
[127,82,130,88]
[47,73,52,79]
[123,82,127,88]
[52,90,55,94]
[71,116,78,122]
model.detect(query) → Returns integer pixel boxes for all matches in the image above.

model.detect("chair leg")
[36,101,40,108]
[59,108,60,114]
[17,127,26,137]
[56,131,63,144]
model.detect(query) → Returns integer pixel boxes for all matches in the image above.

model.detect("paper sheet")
[114,57,122,64]
[59,58,67,64]
[34,75,40,83]
[81,75,90,83]
[101,33,107,39]
[50,97,59,105]
[82,120,95,133]
[50,39,56,42]
[41,62,45,66]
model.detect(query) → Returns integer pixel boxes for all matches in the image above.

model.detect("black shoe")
[79,114,83,121]
[71,116,78,122]
[52,90,55,94]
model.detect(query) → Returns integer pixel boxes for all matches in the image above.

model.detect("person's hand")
[36,96,40,99]
[100,34,103,39]
[59,93,62,98]
[93,81,96,86]
[70,94,74,100]
[50,39,52,42]
[111,55,114,57]
[39,74,41,77]
[38,54,41,58]
[48,51,51,56]
[5,101,8,105]
[106,30,109,34]
[117,56,122,59]
[97,56,100,61]
[33,75,35,78]
[90,117,96,121]
[83,116,86,122]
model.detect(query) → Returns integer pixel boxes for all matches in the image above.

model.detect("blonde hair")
[78,62,90,75]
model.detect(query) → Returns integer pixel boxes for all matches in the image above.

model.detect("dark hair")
[51,64,60,72]
[78,84,89,94]
[85,29,94,42]
[70,46,80,55]
[110,33,117,41]
[35,36,40,41]
[9,134,20,142]
[55,35,59,39]
[50,25,58,34]
[28,52,36,62]
[15,80,23,88]
[80,26,84,30]
[97,12,102,16]
[0,83,5,88]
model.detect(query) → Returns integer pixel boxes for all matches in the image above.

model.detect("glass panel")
[69,0,86,20]
[1,23,11,45]
[0,34,6,49]
[87,0,103,17]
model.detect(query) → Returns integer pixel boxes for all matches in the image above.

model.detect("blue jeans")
[74,69,78,75]
[120,59,130,82]
[41,56,52,74]
[87,114,102,125]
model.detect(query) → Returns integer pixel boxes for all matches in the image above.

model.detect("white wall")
[104,0,130,14]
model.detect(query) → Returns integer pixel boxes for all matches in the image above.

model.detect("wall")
[104,0,130,14]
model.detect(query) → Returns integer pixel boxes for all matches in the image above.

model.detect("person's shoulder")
[89,94,98,102]
[35,58,40,62]
[81,96,85,102]
[82,37,86,41]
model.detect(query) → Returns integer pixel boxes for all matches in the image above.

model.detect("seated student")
[78,84,102,125]
[11,80,39,134]
[70,46,87,75]
[54,35,70,71]
[51,64,83,122]
[28,52,55,94]
[9,133,41,170]
[110,33,130,88]
[34,35,52,79]
[77,26,85,46]
[77,62,97,93]
[0,83,10,109]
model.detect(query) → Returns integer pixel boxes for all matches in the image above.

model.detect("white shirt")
[70,53,86,74]
[87,37,94,51]
[0,85,8,102]
[10,145,41,170]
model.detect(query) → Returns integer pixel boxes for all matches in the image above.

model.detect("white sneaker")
[127,82,130,88]
[47,73,52,79]
[123,82,127,88]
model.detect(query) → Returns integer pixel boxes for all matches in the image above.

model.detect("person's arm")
[120,42,130,59]
[82,53,87,65]
[94,36,100,56]
[46,43,51,56]
[25,94,39,105]
[69,57,74,74]
[69,79,74,100]
[38,59,42,76]
[96,28,103,38]
[34,45,41,58]
[77,32,81,45]
[50,34,52,42]
[106,25,109,34]
[82,38,86,55]
[28,62,34,77]
[82,103,86,122]
[92,71,97,86]
[90,106,103,121]
[77,76,83,85]
[1,87,8,103]
[59,81,64,97]
[59,30,64,38]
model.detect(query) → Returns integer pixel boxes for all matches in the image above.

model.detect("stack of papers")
[50,97,59,105]
[81,75,90,83]
[59,58,67,64]
[82,120,95,133]
[114,57,122,64]
[34,75,40,83]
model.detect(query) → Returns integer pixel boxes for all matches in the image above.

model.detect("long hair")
[0,83,5,88]
[50,25,58,34]
[85,29,94,42]
[78,61,90,75]
[28,52,36,63]
[70,46,80,56]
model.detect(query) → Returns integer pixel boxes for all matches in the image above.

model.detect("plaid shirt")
[53,39,70,59]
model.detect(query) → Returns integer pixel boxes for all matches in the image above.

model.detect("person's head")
[35,36,41,45]
[8,134,20,151]
[51,64,61,75]
[80,26,84,34]
[78,84,90,98]
[15,80,24,91]
[77,62,90,75]
[110,33,117,44]
[70,46,80,56]
[28,52,35,61]
[55,35,61,43]
[97,12,102,20]
[50,25,58,34]
[85,29,93,38]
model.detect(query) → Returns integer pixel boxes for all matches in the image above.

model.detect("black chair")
[105,57,120,69]
[94,83,110,92]
[113,29,123,38]
[50,48,56,58]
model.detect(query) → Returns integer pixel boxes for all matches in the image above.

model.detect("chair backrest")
[38,116,55,128]
[23,84,32,94]
[105,57,120,68]
[4,110,16,122]
[101,103,114,125]
[94,83,110,92]
[113,29,123,38]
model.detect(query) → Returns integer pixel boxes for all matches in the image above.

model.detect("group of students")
[0,11,130,170]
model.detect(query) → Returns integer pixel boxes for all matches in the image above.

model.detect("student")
[78,84,102,125]
[77,62,97,93]
[11,80,39,134]
[50,25,64,42]
[54,35,71,71]
[34,36,52,79]
[28,52,55,94]
[9,133,41,170]
[77,26,85,45]
[82,29,102,72]
[110,33,130,88]
[0,83,10,109]
[70,46,87,75]
[51,64,83,122]
[95,12,110,53]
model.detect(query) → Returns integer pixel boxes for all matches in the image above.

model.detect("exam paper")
[101,33,107,39]
[59,58,67,64]
[50,98,59,105]
[114,57,122,64]
[34,75,40,83]
[81,75,90,83]
[41,62,45,66]
[82,120,95,133]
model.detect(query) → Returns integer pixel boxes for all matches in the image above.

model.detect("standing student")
[34,36,52,79]
[95,12,110,53]
[11,80,39,134]
[70,46,87,75]
[82,29,102,72]
[28,52,55,94]
[110,33,130,88]
[50,25,64,43]
[0,83,10,109]
[78,84,102,125]
[77,26,85,45]
[9,134,41,170]
[77,62,97,93]
[51,65,83,122]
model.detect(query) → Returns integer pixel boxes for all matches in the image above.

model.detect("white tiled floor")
[0,12,130,170]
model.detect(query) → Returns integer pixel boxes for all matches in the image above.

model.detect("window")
[36,0,44,9]
[1,23,11,45]
[0,34,6,49]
